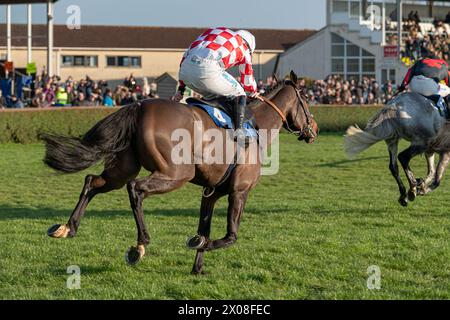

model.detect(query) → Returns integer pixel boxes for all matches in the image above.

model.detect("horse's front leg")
[421,151,450,194]
[203,190,249,251]
[398,145,426,202]
[189,192,224,275]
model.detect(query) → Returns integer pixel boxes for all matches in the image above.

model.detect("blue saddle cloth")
[187,101,258,137]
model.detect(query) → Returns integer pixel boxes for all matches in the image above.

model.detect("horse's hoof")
[125,245,145,266]
[186,235,206,250]
[399,198,408,207]
[407,189,416,202]
[191,269,207,275]
[417,187,427,196]
[47,224,70,238]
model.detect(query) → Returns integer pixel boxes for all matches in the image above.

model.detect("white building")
[277,0,450,84]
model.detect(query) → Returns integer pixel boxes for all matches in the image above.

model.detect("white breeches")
[409,75,450,97]
[179,55,245,100]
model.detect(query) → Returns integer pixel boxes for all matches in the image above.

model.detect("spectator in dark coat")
[72,92,87,106]
[10,95,24,109]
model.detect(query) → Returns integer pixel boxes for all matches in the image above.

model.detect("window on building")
[332,59,344,73]
[333,0,348,13]
[330,32,376,80]
[347,44,360,57]
[106,56,142,67]
[61,55,98,67]
[347,59,360,73]
[362,48,373,57]
[349,1,360,18]
[382,69,396,84]
[332,44,345,56]
[332,0,363,19]
[362,58,375,72]
[331,33,345,43]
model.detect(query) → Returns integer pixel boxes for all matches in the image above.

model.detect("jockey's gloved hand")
[249,92,261,100]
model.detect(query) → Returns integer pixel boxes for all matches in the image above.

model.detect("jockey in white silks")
[398,57,450,116]
[172,27,259,143]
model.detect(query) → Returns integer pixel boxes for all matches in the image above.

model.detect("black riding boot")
[234,95,249,145]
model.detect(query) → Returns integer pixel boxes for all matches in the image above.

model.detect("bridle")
[257,83,315,139]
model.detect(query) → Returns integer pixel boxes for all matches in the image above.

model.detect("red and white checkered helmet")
[236,30,255,53]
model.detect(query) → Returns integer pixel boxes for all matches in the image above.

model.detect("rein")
[257,86,314,137]
[257,95,287,123]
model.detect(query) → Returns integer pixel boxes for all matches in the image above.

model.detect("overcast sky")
[0,0,326,30]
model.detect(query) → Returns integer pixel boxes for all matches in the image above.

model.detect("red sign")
[384,46,398,58]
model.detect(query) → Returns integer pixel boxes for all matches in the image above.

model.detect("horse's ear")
[290,70,298,85]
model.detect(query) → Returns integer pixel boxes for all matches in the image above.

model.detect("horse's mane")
[263,80,288,99]
[248,80,288,108]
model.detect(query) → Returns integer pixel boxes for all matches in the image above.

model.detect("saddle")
[186,97,234,115]
[185,97,257,135]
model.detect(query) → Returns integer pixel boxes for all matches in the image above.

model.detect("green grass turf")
[1,134,450,299]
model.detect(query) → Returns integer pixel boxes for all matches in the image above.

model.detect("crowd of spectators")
[257,75,395,105]
[400,11,450,65]
[1,73,395,108]
[1,72,159,109]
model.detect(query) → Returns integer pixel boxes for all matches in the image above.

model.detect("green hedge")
[0,107,116,144]
[310,105,382,133]
[0,105,383,144]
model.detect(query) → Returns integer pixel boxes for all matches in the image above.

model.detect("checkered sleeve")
[239,51,257,94]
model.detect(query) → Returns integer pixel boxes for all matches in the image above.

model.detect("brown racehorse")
[42,71,318,274]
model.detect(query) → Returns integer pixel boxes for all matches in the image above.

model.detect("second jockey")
[398,57,450,115]
[172,27,259,142]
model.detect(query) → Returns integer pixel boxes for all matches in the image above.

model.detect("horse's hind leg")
[189,192,225,275]
[48,150,141,238]
[423,152,436,186]
[125,171,193,265]
[398,144,426,202]
[387,140,408,207]
[47,174,104,238]
[421,151,450,194]
[417,152,436,195]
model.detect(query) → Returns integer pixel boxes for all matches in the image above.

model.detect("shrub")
[310,105,382,133]
[0,105,382,144]
[0,107,116,144]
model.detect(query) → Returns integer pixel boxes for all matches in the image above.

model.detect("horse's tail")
[41,102,142,174]
[344,107,396,159]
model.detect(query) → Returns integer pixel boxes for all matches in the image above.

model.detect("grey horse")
[344,92,450,206]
